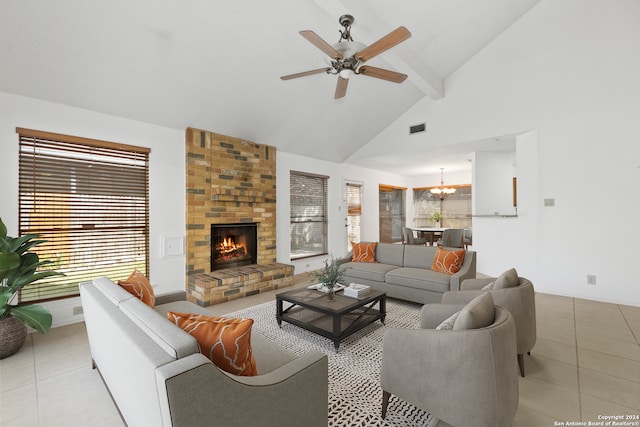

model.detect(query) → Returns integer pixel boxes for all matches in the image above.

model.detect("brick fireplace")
[185,128,293,306]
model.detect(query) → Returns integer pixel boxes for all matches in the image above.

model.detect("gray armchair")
[381,295,519,427]
[442,274,536,376]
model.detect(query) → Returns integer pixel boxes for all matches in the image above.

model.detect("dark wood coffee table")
[276,287,386,351]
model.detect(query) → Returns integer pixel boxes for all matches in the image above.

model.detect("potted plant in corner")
[311,257,345,302]
[429,211,444,228]
[0,217,63,359]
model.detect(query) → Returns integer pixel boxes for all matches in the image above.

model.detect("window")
[413,185,472,228]
[379,185,405,243]
[346,182,362,247]
[290,171,328,260]
[17,128,150,302]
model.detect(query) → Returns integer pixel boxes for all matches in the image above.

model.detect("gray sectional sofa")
[80,277,328,427]
[339,243,476,304]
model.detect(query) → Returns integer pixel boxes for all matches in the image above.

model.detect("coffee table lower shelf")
[276,289,386,351]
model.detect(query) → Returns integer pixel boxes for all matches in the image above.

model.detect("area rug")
[226,298,434,427]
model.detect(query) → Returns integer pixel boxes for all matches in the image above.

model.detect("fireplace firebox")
[211,223,258,271]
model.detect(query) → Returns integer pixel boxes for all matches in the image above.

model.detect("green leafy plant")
[0,217,64,333]
[429,211,444,223]
[310,257,345,290]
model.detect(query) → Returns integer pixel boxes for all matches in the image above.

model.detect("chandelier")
[430,168,456,200]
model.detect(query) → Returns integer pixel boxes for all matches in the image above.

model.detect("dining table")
[412,227,447,246]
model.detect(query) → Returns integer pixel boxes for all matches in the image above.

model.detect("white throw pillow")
[435,311,460,330]
[481,281,495,290]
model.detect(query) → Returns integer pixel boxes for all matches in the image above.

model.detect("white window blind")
[17,128,150,302]
[290,171,328,260]
[346,182,362,246]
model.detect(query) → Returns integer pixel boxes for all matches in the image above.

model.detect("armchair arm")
[449,250,476,291]
[156,351,328,427]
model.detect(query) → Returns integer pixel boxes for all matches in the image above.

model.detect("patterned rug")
[226,298,434,427]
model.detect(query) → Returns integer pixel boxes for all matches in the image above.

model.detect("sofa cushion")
[167,312,258,376]
[342,261,399,282]
[375,242,404,266]
[403,245,437,268]
[431,247,466,275]
[493,268,519,289]
[385,267,451,293]
[351,241,377,262]
[118,270,156,307]
[453,293,495,330]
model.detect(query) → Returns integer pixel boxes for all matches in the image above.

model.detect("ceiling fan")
[280,15,411,99]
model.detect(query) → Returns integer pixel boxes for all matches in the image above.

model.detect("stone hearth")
[185,128,293,306]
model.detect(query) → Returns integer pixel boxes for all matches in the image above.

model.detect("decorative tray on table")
[307,283,346,293]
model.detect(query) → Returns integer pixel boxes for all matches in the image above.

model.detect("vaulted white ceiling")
[0,0,541,174]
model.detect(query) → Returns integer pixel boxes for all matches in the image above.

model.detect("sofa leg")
[518,353,525,377]
[382,390,391,419]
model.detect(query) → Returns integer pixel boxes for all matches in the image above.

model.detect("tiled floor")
[1,276,639,427]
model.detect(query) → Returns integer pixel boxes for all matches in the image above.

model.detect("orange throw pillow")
[351,242,377,263]
[431,247,466,275]
[118,270,155,307]
[167,312,258,376]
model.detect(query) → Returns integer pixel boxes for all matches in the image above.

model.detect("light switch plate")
[161,235,185,258]
[544,198,555,207]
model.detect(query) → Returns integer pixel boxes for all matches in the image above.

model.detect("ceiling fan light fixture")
[339,69,354,79]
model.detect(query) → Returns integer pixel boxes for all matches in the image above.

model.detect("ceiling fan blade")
[334,77,349,99]
[280,67,331,80]
[355,26,411,63]
[299,30,343,59]
[358,65,408,83]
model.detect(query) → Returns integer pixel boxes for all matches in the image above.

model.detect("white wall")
[0,92,186,326]
[276,151,409,274]
[352,0,640,306]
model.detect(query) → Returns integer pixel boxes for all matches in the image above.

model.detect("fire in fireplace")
[211,223,257,271]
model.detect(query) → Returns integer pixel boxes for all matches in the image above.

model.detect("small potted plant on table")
[311,257,345,302]
[429,211,444,228]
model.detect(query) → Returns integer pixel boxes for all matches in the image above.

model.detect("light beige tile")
[37,367,121,426]
[32,322,90,361]
[35,344,93,381]
[0,382,38,426]
[574,298,621,314]
[0,357,35,392]
[578,347,640,382]
[512,404,561,427]
[526,355,579,390]
[537,305,576,322]
[575,309,629,328]
[518,376,581,421]
[576,332,640,361]
[536,293,574,309]
[576,321,637,344]
[579,368,640,410]
[537,319,576,345]
[580,393,640,423]
[532,337,577,366]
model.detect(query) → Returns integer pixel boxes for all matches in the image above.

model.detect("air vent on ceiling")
[409,123,426,134]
